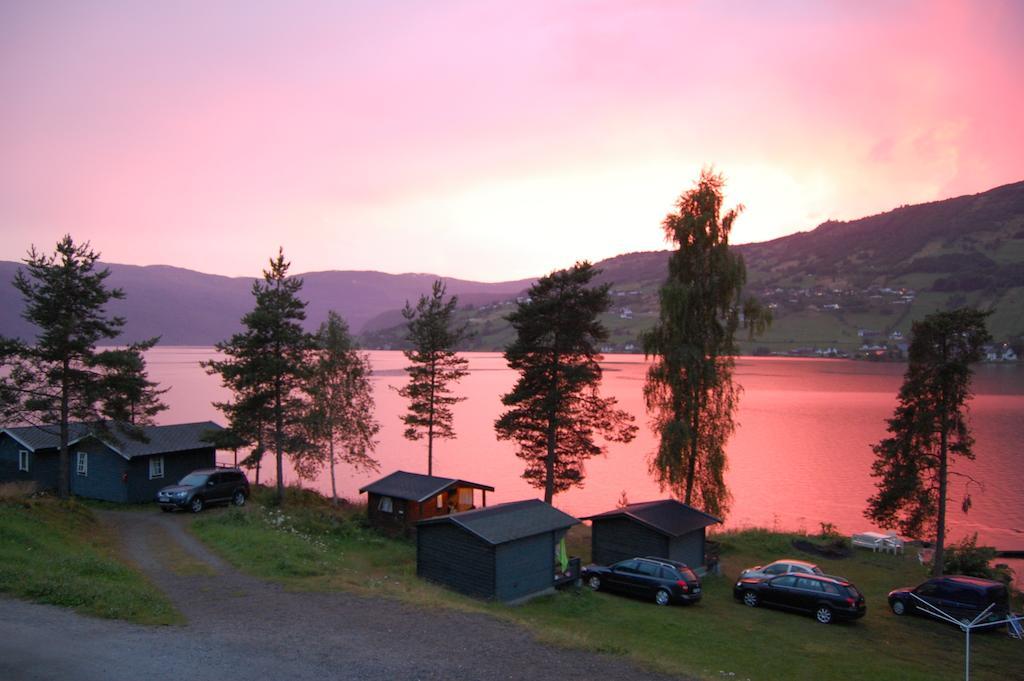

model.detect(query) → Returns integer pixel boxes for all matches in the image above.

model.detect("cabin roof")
[581,499,721,537]
[418,499,579,545]
[0,421,223,459]
[358,470,494,503]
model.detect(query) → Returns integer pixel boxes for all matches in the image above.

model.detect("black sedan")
[582,556,702,606]
[733,573,866,624]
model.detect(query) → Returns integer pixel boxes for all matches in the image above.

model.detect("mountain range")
[1,181,1022,352]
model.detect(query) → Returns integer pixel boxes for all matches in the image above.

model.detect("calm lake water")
[150,348,1024,555]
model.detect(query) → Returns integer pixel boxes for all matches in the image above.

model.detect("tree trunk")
[274,378,284,504]
[543,353,561,504]
[933,407,950,578]
[255,426,263,485]
[684,401,700,506]
[544,416,557,504]
[329,435,338,505]
[59,360,70,499]
[427,361,436,476]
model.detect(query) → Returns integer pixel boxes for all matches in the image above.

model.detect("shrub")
[943,533,1015,584]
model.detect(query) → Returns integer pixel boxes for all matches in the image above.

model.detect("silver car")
[740,559,824,580]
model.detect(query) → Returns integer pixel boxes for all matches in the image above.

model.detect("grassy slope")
[192,491,1021,681]
[0,497,181,624]
[363,185,1024,353]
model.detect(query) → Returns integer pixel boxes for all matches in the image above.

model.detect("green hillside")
[361,181,1024,356]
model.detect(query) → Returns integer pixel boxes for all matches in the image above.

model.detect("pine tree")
[495,262,636,503]
[642,170,769,518]
[865,308,991,577]
[304,311,380,503]
[0,236,167,498]
[205,249,312,504]
[397,280,469,475]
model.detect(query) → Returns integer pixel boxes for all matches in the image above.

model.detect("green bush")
[943,533,1015,584]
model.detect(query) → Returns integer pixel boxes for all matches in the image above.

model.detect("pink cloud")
[1,1,1021,279]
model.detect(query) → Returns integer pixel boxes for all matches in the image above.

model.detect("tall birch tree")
[642,170,768,518]
[304,311,380,504]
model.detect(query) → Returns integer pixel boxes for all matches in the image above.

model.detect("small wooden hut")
[582,499,720,572]
[416,499,580,603]
[359,470,494,535]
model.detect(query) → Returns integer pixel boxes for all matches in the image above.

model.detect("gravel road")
[0,508,683,681]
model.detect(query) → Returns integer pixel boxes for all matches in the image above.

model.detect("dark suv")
[888,575,1010,629]
[582,556,702,606]
[734,572,866,624]
[156,468,249,513]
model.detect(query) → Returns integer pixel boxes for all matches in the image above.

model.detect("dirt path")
[1,508,682,681]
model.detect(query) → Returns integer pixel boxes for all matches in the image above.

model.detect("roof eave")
[582,510,720,537]
[0,429,38,452]
[68,433,129,460]
[452,517,580,546]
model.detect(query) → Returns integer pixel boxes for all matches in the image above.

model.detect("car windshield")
[178,473,208,486]
[811,566,824,575]
[845,585,862,599]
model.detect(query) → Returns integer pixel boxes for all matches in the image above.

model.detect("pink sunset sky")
[1,1,1022,282]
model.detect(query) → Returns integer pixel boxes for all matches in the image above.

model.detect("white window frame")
[18,450,30,472]
[148,455,164,480]
[76,452,88,476]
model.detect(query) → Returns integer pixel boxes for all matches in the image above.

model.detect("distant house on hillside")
[984,344,1019,362]
[0,421,222,503]
[416,499,580,602]
[359,470,494,535]
[582,499,721,573]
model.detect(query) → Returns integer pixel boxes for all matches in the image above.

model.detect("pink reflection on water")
[149,349,1024,562]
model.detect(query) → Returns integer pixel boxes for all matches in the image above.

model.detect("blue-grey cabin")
[416,499,580,603]
[359,470,494,535]
[0,421,222,503]
[582,499,721,573]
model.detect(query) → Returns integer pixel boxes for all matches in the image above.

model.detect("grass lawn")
[0,495,181,625]
[192,489,1022,681]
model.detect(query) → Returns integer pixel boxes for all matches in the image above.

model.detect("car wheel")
[655,589,671,606]
[190,497,204,513]
[232,490,246,507]
[742,590,759,607]
[891,600,906,616]
[587,575,601,591]
[815,606,834,624]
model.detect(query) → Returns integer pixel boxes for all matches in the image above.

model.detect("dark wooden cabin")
[359,470,494,535]
[416,499,580,603]
[0,421,221,503]
[582,499,721,572]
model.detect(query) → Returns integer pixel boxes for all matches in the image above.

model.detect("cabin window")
[378,495,393,513]
[18,450,30,472]
[76,452,88,476]
[149,455,164,480]
[458,488,473,506]
[436,494,444,510]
